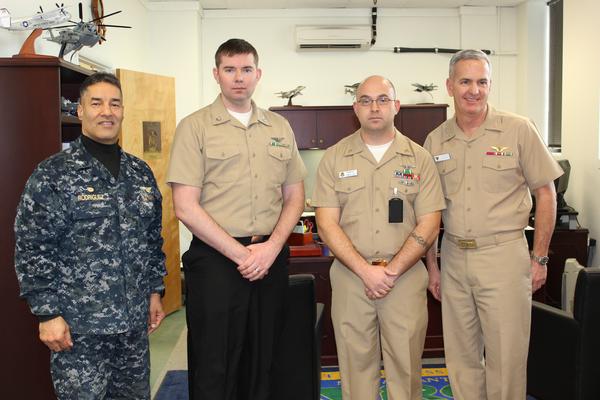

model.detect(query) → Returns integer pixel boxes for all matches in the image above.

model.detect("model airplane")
[412,83,438,102]
[275,85,306,106]
[47,2,130,59]
[344,82,360,96]
[0,4,70,31]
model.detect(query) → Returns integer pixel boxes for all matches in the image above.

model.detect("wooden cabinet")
[270,104,448,149]
[397,104,449,146]
[270,106,359,149]
[0,57,92,400]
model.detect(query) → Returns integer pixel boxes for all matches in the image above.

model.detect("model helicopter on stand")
[46,2,130,59]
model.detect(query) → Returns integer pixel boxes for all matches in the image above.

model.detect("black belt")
[233,235,270,245]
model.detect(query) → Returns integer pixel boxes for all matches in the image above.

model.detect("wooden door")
[117,69,181,315]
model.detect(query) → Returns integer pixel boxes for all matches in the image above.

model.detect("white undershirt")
[227,109,252,127]
[366,140,393,163]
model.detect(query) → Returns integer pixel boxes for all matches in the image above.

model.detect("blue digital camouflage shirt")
[14,137,167,334]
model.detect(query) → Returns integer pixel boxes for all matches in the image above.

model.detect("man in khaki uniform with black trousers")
[167,38,306,400]
[424,50,563,400]
[313,75,445,400]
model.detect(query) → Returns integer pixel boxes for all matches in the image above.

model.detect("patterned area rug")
[155,365,453,400]
[320,365,452,400]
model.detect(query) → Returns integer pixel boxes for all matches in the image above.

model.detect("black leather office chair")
[271,274,324,400]
[527,267,600,400]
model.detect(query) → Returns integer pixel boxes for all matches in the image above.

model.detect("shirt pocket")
[72,201,116,253]
[205,145,242,183]
[481,156,519,193]
[267,146,292,185]
[436,158,461,196]
[334,176,366,214]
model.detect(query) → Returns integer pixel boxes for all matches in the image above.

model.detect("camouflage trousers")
[50,329,150,400]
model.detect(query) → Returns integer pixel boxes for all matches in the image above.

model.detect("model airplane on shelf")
[275,85,306,106]
[46,2,131,59]
[412,83,438,102]
[0,4,70,31]
[344,82,360,96]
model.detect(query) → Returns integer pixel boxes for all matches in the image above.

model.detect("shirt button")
[254,174,258,178]
[253,153,256,158]
[467,187,471,191]
[375,230,380,234]
[375,251,380,255]
[442,169,446,173]
[467,144,472,148]
[497,164,501,168]
[467,229,472,233]
[255,195,258,199]
[375,208,379,212]
[221,152,225,157]
[467,207,471,212]
[467,165,472,169]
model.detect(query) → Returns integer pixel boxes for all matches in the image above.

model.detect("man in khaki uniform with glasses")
[313,75,445,400]
[167,39,306,400]
[424,50,563,400]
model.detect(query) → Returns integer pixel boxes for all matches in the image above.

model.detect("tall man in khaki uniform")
[166,39,306,400]
[424,50,563,400]
[313,76,445,400]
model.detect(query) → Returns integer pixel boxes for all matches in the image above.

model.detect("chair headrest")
[573,267,600,322]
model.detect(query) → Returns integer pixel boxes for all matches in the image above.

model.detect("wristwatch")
[530,254,549,266]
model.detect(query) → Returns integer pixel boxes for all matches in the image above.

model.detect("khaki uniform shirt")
[166,95,306,237]
[423,106,563,238]
[312,130,445,261]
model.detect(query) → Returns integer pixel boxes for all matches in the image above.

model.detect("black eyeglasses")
[356,96,394,107]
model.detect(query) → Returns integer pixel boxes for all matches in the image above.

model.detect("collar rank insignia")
[486,146,513,156]
[269,137,290,148]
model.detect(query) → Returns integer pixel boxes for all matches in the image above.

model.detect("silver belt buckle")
[457,239,477,249]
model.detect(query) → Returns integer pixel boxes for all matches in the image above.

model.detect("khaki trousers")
[440,234,532,400]
[330,258,428,400]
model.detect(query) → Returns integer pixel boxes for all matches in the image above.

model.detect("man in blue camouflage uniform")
[14,72,167,399]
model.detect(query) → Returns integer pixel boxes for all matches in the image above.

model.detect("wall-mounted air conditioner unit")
[295,25,371,51]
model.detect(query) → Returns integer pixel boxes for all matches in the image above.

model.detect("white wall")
[516,0,548,138]
[200,6,529,120]
[561,0,600,260]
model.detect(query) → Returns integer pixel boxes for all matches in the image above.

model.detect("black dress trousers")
[182,236,289,400]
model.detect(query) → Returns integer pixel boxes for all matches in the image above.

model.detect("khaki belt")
[445,230,524,249]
